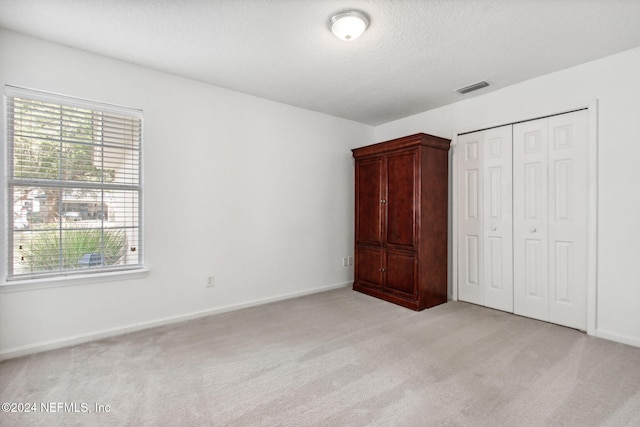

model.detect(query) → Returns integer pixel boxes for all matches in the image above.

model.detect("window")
[5,86,143,281]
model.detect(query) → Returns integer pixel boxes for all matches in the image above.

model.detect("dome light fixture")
[329,10,369,41]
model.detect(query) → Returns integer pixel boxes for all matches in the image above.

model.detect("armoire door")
[355,245,383,289]
[385,150,417,251]
[355,157,383,246]
[513,110,588,330]
[384,249,417,297]
[457,125,513,312]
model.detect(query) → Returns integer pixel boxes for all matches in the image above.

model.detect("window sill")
[0,268,150,293]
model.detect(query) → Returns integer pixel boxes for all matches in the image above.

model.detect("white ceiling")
[1,0,640,126]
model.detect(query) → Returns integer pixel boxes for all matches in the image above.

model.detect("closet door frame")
[451,101,598,335]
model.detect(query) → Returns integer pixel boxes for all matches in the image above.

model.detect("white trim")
[596,329,640,349]
[586,101,598,336]
[450,135,459,302]
[1,87,8,289]
[451,100,598,336]
[0,281,351,361]
[0,268,150,293]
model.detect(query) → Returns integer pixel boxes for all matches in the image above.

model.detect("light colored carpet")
[2,287,640,426]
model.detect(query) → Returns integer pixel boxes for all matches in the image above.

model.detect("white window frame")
[1,86,148,291]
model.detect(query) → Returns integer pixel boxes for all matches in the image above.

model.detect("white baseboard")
[595,329,640,348]
[0,281,351,361]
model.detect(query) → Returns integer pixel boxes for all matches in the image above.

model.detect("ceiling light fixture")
[330,10,369,41]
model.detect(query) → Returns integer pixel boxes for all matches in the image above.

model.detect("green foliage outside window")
[18,227,126,272]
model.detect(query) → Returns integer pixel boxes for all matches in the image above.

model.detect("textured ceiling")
[1,0,640,125]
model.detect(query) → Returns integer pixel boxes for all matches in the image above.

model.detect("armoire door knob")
[380,199,387,204]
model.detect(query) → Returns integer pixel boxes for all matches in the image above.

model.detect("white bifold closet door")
[458,125,513,312]
[457,109,588,330]
[513,110,588,330]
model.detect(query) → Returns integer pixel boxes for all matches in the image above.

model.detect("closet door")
[513,110,588,330]
[482,126,513,312]
[458,125,512,310]
[457,132,483,305]
[513,118,549,321]
[547,111,588,329]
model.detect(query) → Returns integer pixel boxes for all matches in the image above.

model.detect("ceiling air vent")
[456,81,489,94]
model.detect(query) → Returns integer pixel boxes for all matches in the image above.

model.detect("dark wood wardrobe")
[352,133,451,310]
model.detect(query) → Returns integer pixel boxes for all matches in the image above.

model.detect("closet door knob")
[491,226,497,231]
[530,227,537,233]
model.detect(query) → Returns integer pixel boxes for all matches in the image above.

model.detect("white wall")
[375,46,640,348]
[0,30,374,358]
[3,28,638,357]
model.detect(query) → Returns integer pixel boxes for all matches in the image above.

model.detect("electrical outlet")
[206,276,215,287]
[348,256,353,266]
[342,257,349,267]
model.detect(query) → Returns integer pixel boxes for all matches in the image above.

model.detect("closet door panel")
[548,110,588,330]
[457,132,483,305]
[514,119,549,321]
[482,126,513,312]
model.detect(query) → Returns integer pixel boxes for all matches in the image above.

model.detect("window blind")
[5,86,143,280]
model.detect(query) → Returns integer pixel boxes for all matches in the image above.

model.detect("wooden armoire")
[352,133,451,311]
